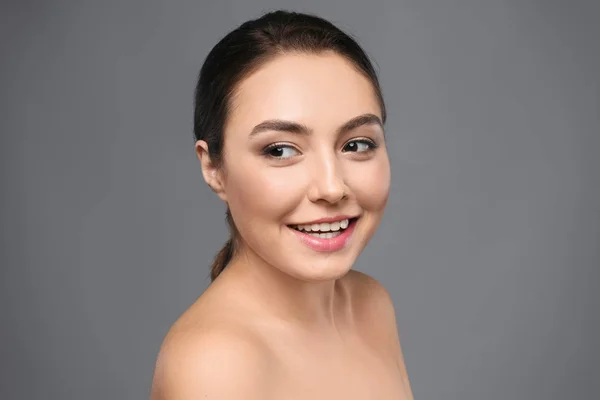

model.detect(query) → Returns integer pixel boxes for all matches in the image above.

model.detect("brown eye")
[342,139,376,153]
[262,144,300,159]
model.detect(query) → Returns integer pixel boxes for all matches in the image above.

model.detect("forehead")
[226,52,381,134]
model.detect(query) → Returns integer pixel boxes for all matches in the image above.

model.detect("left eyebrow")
[248,113,384,137]
[336,113,383,136]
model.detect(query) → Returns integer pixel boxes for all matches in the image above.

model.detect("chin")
[285,256,356,282]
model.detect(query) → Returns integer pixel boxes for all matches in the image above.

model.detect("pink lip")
[289,218,358,252]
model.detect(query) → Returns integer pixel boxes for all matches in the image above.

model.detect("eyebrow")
[249,113,384,137]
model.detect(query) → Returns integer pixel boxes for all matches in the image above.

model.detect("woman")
[151,10,414,399]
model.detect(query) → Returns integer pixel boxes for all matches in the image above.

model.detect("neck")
[222,245,351,333]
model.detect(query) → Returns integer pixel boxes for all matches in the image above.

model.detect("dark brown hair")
[193,10,386,282]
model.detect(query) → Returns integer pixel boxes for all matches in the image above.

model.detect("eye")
[262,143,301,159]
[342,139,377,153]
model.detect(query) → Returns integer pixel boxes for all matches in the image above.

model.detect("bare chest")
[265,335,409,400]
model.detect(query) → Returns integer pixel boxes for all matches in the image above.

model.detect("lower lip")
[289,219,358,252]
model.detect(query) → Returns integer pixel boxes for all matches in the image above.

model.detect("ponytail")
[209,209,237,282]
[210,238,234,282]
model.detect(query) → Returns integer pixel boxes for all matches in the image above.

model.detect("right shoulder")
[150,325,272,399]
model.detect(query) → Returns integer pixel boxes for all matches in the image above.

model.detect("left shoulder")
[343,269,397,319]
[343,270,415,399]
[342,270,400,356]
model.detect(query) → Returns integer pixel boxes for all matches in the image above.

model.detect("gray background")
[1,0,598,399]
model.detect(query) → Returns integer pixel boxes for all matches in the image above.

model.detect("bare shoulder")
[343,269,397,321]
[343,270,401,348]
[150,320,272,399]
[343,270,415,399]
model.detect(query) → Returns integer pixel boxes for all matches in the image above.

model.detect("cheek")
[224,161,308,223]
[346,156,391,211]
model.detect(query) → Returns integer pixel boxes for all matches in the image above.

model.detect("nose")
[307,154,347,204]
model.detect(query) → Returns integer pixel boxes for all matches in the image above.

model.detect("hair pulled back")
[193,10,386,282]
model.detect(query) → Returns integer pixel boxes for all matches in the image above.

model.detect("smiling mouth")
[287,217,359,239]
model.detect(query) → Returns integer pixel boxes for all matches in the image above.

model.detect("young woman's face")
[216,52,390,281]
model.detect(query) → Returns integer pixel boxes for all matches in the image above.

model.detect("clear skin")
[151,52,414,399]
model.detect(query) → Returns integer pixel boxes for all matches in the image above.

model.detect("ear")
[195,140,228,202]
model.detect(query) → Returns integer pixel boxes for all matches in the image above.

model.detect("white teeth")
[295,219,350,232]
[306,231,342,239]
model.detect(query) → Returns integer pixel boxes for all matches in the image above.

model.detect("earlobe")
[195,140,228,201]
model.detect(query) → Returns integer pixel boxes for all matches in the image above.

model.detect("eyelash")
[261,138,378,159]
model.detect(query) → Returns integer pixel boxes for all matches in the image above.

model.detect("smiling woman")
[150,10,414,400]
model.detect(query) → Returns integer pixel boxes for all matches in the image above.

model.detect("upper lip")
[289,215,358,226]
